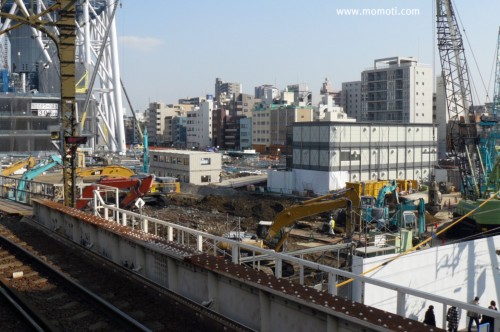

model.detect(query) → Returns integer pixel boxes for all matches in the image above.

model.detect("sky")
[116,0,500,114]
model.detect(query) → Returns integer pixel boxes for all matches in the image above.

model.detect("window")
[201,175,211,183]
[201,157,211,165]
[153,155,158,161]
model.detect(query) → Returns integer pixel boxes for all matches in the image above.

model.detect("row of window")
[153,155,189,165]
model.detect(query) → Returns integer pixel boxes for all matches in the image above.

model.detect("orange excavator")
[76,175,155,210]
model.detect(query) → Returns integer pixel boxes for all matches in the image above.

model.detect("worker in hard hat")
[329,215,335,236]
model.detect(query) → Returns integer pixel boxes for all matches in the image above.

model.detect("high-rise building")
[341,81,362,121]
[361,57,433,123]
[186,98,214,149]
[255,85,280,107]
[146,102,188,146]
[214,77,242,106]
[286,83,312,106]
[320,78,341,106]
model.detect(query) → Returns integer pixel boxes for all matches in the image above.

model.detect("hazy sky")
[116,0,500,113]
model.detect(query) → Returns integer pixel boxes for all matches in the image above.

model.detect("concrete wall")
[32,200,426,332]
[352,235,500,331]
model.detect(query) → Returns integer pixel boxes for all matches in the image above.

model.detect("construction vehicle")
[360,180,399,229]
[142,176,181,206]
[436,1,500,231]
[253,180,424,252]
[1,156,36,176]
[76,165,135,179]
[75,174,155,210]
[150,176,180,194]
[16,155,63,203]
[263,197,351,251]
[391,198,426,235]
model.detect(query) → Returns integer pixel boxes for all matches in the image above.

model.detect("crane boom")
[436,0,481,200]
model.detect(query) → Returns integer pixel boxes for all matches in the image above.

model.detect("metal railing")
[87,187,500,331]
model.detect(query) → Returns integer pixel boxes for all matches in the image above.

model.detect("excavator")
[1,156,36,176]
[261,180,426,252]
[264,196,351,251]
[75,174,155,210]
[16,155,63,203]
[360,180,399,230]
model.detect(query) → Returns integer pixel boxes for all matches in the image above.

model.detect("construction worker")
[329,215,335,236]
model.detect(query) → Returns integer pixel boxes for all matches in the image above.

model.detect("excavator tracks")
[0,214,253,332]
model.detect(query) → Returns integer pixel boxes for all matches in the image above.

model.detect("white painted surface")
[355,235,500,331]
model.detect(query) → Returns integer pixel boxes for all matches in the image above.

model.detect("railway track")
[0,223,150,331]
[0,214,253,332]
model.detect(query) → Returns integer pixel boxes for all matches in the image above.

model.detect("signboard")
[31,102,59,117]
[135,198,145,209]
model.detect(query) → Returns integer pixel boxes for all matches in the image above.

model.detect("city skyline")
[116,0,500,113]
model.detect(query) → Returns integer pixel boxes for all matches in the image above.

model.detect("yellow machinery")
[265,197,351,251]
[76,165,135,178]
[150,176,181,194]
[263,180,415,251]
[1,156,36,176]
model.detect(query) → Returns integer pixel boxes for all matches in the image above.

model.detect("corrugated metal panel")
[310,149,319,166]
[319,150,329,167]
[302,149,310,165]
[311,125,319,143]
[302,126,311,142]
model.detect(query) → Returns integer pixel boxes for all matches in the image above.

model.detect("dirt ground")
[141,184,454,240]
[143,185,301,236]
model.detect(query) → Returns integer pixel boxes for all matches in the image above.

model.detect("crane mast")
[436,0,481,200]
[493,28,500,117]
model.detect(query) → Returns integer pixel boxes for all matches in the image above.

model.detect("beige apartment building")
[252,104,314,154]
[149,150,222,185]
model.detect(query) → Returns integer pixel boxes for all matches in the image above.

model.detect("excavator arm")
[1,156,36,176]
[265,197,350,251]
[76,175,155,210]
[375,180,399,207]
[76,165,135,178]
[16,155,62,202]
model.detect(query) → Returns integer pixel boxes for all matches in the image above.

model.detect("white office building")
[268,121,438,195]
[186,98,213,149]
[149,150,222,185]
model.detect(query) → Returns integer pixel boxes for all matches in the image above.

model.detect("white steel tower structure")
[0,0,126,154]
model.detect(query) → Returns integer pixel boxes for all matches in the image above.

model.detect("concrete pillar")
[207,271,219,312]
[231,245,239,264]
[259,290,270,332]
[275,258,282,278]
[122,212,127,226]
[197,235,203,252]
[168,226,173,241]
[328,272,337,296]
[300,255,305,285]
[396,290,405,316]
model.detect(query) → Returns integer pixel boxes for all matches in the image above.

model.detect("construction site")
[0,1,499,332]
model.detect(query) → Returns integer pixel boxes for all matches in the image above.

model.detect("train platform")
[0,198,33,216]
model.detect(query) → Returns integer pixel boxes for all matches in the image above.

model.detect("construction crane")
[480,27,500,196]
[436,0,481,201]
